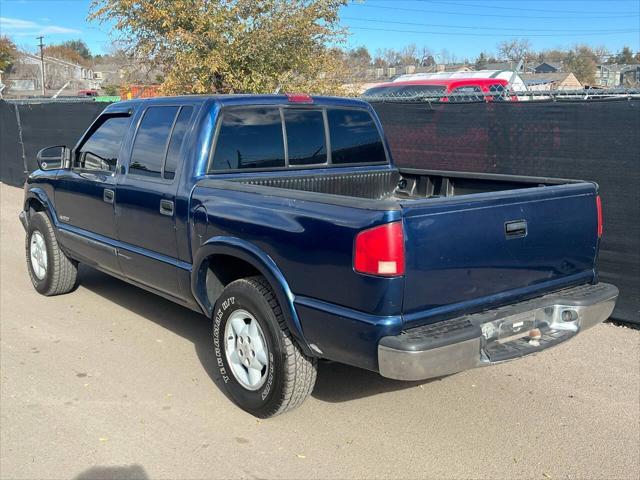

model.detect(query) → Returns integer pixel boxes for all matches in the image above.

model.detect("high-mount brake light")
[286,93,313,103]
[354,222,405,277]
[596,195,603,238]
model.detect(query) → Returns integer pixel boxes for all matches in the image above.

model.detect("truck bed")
[225,166,579,202]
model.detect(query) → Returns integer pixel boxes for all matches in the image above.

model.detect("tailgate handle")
[505,220,527,239]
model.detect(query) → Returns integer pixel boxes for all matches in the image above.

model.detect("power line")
[341,16,639,34]
[350,2,640,19]
[378,0,640,16]
[362,0,640,3]
[347,25,640,37]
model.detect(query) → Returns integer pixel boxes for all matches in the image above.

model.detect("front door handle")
[160,199,174,217]
[103,188,115,204]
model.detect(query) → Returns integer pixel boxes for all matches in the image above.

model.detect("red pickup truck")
[363,78,516,102]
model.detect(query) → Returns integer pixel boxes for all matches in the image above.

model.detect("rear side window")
[283,109,327,166]
[163,106,193,180]
[76,115,131,172]
[129,106,179,178]
[211,107,285,171]
[399,85,446,97]
[326,108,386,164]
[450,86,483,102]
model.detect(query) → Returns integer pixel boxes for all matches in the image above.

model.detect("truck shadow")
[312,361,440,403]
[74,464,148,479]
[77,265,428,404]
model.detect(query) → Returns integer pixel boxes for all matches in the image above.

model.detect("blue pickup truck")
[20,94,618,417]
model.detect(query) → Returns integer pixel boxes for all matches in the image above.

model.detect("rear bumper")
[378,283,618,381]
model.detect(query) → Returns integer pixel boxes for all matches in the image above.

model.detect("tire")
[25,211,78,296]
[212,276,317,418]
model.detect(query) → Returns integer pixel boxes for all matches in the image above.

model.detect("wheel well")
[26,198,46,216]
[204,254,261,308]
[196,250,312,357]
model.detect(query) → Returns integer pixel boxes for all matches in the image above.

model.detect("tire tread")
[242,276,317,417]
[26,212,78,296]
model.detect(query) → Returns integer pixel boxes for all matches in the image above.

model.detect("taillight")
[354,222,405,277]
[286,93,313,103]
[596,195,603,238]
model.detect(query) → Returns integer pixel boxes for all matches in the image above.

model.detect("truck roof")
[104,94,371,113]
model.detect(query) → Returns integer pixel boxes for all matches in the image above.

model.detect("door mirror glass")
[36,146,70,170]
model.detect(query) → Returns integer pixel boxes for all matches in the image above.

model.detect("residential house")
[596,64,640,87]
[596,64,623,87]
[620,65,640,86]
[533,62,563,74]
[4,52,97,97]
[93,61,165,91]
[92,62,132,87]
[483,62,517,71]
[443,64,474,73]
[521,72,583,91]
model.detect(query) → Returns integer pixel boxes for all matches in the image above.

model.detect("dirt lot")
[1,182,639,480]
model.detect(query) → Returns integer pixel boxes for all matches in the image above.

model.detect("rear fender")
[191,236,313,356]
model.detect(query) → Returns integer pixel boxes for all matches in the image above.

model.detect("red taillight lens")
[596,195,603,238]
[286,93,313,103]
[354,222,405,277]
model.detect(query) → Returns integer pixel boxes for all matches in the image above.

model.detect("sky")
[1,0,639,59]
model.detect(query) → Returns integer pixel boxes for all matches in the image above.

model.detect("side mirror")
[36,146,71,171]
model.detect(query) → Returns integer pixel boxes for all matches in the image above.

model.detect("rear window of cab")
[209,106,387,172]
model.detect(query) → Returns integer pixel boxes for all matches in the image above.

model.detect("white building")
[8,53,97,94]
[392,70,528,92]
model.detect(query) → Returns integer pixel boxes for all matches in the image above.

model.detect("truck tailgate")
[400,183,600,326]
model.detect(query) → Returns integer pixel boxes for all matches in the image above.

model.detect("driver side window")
[75,115,131,173]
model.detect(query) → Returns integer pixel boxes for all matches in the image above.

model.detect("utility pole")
[36,35,45,96]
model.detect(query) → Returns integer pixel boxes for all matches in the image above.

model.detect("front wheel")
[212,276,317,418]
[25,211,78,296]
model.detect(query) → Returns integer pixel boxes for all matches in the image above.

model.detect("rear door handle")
[103,188,115,204]
[160,199,174,217]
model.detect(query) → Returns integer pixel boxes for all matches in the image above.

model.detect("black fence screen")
[0,99,637,323]
[0,100,109,186]
[371,98,639,323]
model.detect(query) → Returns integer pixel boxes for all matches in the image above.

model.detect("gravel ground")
[1,182,639,480]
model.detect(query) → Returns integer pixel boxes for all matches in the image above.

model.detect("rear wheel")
[25,212,78,296]
[212,276,317,418]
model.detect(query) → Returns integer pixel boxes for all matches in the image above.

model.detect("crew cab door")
[54,112,132,274]
[115,104,194,298]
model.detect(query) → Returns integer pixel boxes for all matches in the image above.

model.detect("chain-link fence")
[361,87,640,103]
[1,94,638,324]
[0,99,108,186]
[4,97,108,105]
[368,97,639,324]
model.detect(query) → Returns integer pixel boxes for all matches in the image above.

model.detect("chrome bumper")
[378,283,618,381]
